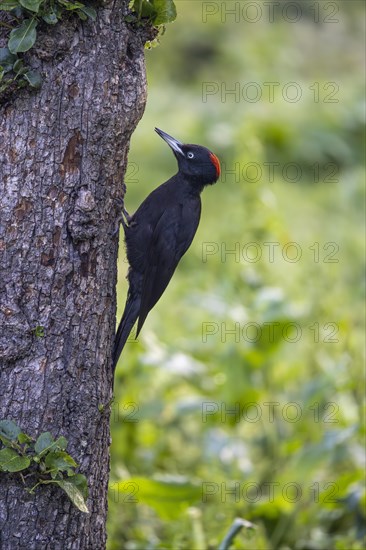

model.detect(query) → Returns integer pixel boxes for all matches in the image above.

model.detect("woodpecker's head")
[155,128,221,186]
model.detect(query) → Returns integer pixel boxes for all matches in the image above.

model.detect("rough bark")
[0,2,149,548]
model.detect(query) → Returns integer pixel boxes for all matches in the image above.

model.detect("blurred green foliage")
[108,1,365,548]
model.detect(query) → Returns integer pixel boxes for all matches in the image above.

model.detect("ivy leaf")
[152,0,176,25]
[56,479,89,512]
[58,0,85,10]
[54,436,68,450]
[0,448,31,472]
[80,5,96,20]
[0,1,20,10]
[0,435,12,447]
[34,431,55,455]
[69,473,89,500]
[13,58,26,74]
[0,48,17,73]
[8,18,38,54]
[133,0,156,19]
[0,419,22,441]
[24,70,42,88]
[76,9,87,20]
[124,13,137,22]
[42,11,58,24]
[19,0,43,13]
[17,432,33,444]
[45,451,77,472]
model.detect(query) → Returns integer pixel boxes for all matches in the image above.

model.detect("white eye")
[187,152,194,159]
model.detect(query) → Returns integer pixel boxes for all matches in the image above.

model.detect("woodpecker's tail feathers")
[112,295,140,371]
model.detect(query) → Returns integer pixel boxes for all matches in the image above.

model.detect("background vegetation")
[108,1,365,548]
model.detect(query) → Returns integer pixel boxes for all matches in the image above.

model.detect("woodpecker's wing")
[136,200,201,336]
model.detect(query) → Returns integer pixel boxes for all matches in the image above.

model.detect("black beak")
[155,128,184,156]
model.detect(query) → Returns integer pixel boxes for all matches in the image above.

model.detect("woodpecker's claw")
[111,193,132,236]
[121,205,133,226]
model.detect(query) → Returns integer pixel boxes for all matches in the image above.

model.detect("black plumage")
[112,128,221,370]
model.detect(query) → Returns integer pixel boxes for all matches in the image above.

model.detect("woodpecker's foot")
[116,195,133,224]
[111,201,125,236]
[120,183,131,219]
[111,194,136,236]
[122,207,133,226]
[111,215,124,236]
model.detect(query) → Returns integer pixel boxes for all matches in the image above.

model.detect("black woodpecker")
[112,128,221,370]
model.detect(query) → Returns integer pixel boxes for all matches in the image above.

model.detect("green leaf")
[54,436,68,450]
[124,13,137,22]
[112,477,201,519]
[56,480,89,512]
[69,473,89,500]
[0,420,22,441]
[80,5,96,20]
[45,451,77,472]
[0,448,31,472]
[0,68,4,82]
[58,0,85,10]
[13,58,24,72]
[34,431,55,455]
[76,9,87,20]
[24,69,42,88]
[34,432,67,456]
[257,319,297,352]
[19,0,43,13]
[17,432,33,444]
[42,11,58,24]
[0,435,15,448]
[152,0,176,25]
[0,1,20,10]
[8,18,38,54]
[0,48,17,73]
[133,0,156,19]
[33,325,44,337]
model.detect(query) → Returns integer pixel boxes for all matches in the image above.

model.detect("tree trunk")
[0,3,149,548]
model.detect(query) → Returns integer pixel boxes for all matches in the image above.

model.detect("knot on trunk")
[68,189,99,242]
